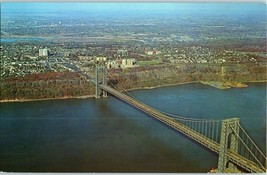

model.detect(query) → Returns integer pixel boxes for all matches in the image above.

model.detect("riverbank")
[201,80,267,90]
[0,94,95,103]
[246,80,267,83]
[0,80,266,103]
[0,81,197,103]
[126,81,198,91]
[200,81,248,90]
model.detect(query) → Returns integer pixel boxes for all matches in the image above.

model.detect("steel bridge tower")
[95,65,107,98]
[218,118,240,172]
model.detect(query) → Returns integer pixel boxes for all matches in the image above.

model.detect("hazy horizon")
[1,2,266,15]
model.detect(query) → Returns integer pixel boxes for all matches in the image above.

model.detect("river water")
[0,82,266,172]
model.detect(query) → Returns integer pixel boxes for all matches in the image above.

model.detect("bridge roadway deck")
[99,85,265,173]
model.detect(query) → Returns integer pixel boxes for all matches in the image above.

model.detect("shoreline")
[0,80,266,103]
[125,81,198,92]
[200,80,266,90]
[245,80,267,83]
[0,94,95,103]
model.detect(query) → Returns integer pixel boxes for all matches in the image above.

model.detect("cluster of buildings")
[1,44,73,77]
[159,46,260,64]
[106,58,137,69]
[144,50,161,55]
[96,49,137,69]
[73,49,138,71]
[2,40,263,78]
[1,44,46,77]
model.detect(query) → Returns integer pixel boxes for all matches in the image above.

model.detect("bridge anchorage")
[93,66,266,173]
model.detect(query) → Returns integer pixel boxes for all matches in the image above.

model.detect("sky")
[1,3,266,15]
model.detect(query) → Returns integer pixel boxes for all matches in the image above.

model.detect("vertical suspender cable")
[214,121,216,142]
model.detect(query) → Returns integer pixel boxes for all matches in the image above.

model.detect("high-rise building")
[39,48,49,56]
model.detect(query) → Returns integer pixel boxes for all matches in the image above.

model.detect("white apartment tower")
[39,48,49,56]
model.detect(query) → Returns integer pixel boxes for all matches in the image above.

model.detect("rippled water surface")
[0,83,266,172]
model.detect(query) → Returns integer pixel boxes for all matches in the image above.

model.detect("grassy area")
[137,60,162,66]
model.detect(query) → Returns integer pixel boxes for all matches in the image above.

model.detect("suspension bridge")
[87,66,266,173]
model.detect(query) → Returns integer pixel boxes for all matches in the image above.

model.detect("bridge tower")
[217,118,239,172]
[95,65,108,98]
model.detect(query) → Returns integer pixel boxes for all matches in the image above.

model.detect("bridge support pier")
[95,65,108,98]
[217,118,239,173]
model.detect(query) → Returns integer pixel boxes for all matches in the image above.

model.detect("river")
[0,82,266,172]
